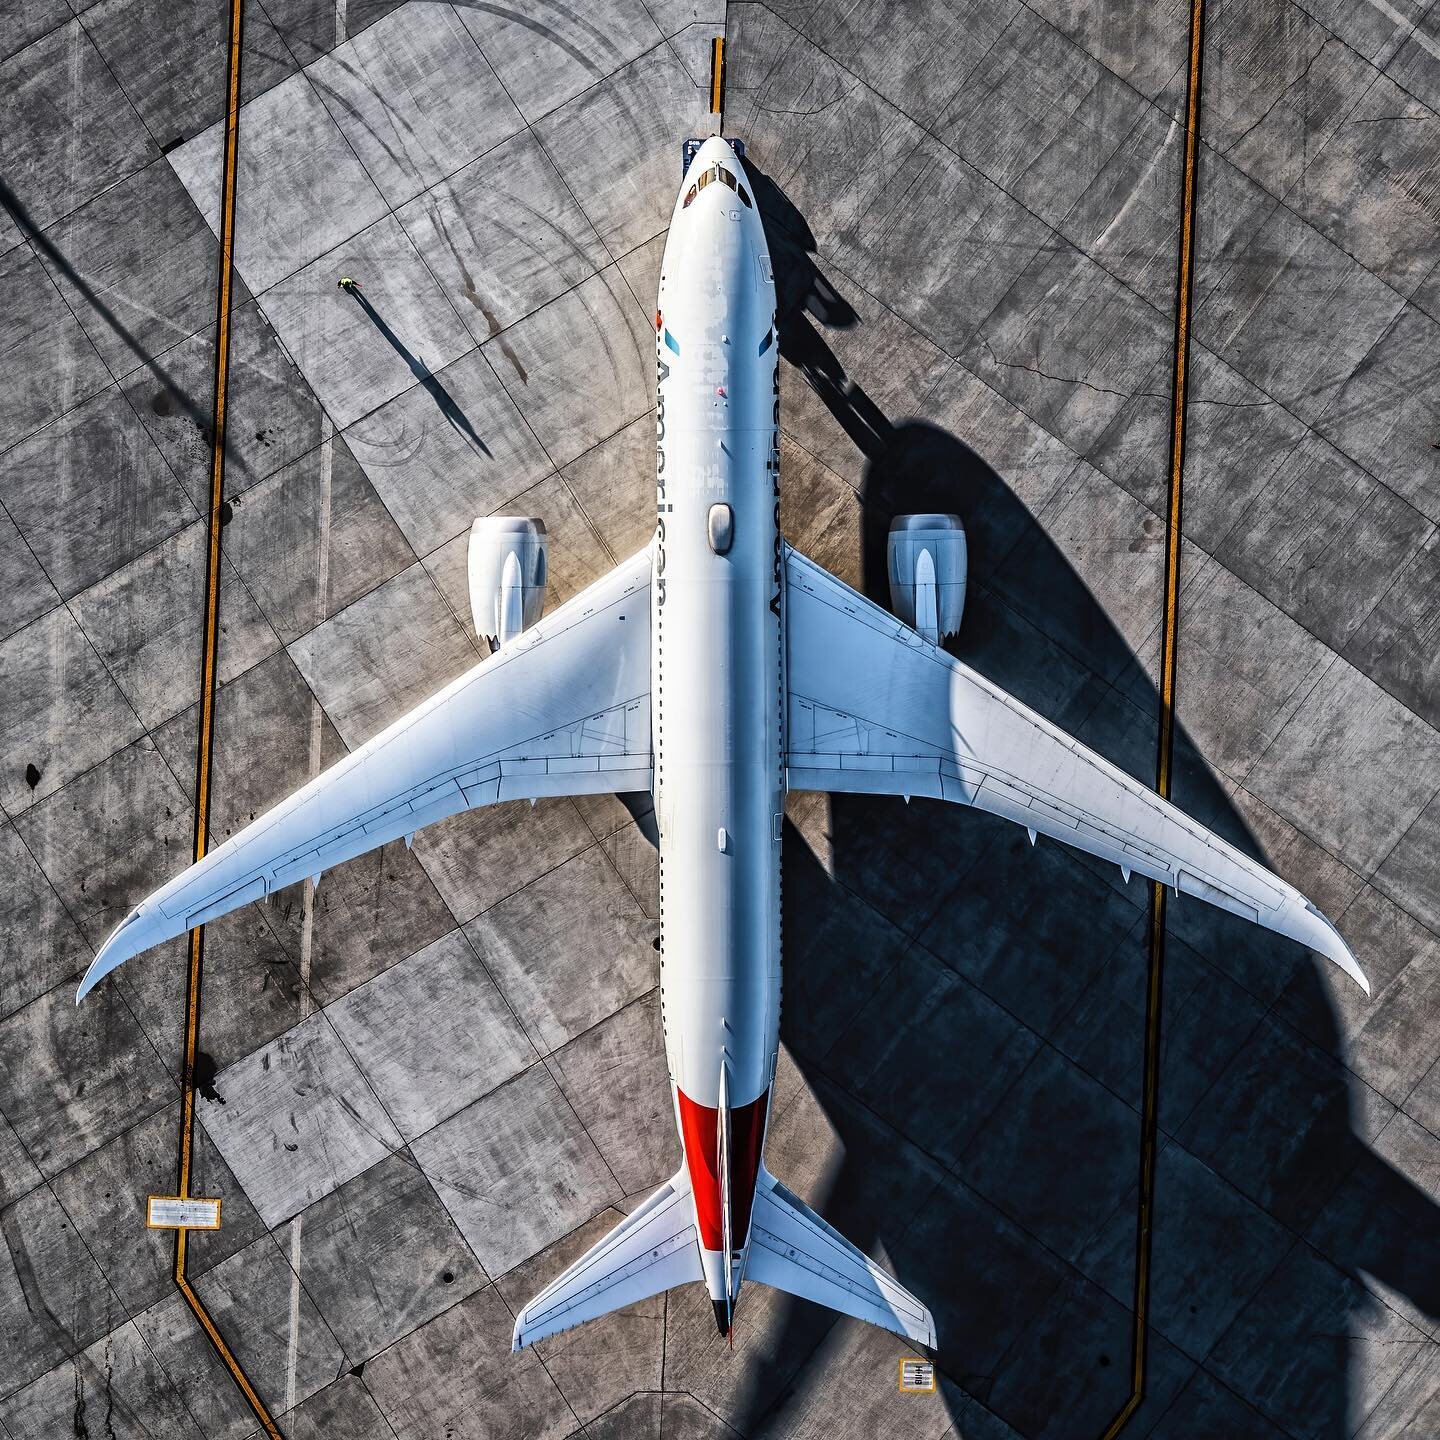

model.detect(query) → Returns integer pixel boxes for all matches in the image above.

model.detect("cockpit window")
[684,165,744,208]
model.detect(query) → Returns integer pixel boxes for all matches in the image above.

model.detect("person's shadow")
[710,166,1440,1438]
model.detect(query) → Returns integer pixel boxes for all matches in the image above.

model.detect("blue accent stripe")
[758,328,773,356]
[664,329,680,355]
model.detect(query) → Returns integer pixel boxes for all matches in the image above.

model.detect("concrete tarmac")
[1,3,1437,1437]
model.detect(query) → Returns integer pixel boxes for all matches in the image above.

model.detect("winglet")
[1294,900,1370,996]
[76,906,151,1004]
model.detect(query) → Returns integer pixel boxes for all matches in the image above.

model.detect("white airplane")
[78,136,1368,1353]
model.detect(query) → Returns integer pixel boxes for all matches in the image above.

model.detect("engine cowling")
[886,513,966,644]
[468,517,548,651]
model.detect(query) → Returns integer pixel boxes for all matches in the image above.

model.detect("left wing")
[78,548,654,1001]
[783,546,1367,993]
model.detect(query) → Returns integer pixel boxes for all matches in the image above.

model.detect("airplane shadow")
[717,166,1440,1437]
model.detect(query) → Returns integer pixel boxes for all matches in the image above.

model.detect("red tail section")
[676,1087,768,1250]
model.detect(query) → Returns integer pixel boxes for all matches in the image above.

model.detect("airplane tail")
[746,1167,936,1348]
[512,1168,701,1350]
[511,1165,935,1352]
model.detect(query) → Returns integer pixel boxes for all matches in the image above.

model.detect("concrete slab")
[1317,303,1440,528]
[1278,75,1440,301]
[1,384,199,601]
[68,516,280,731]
[463,845,657,1057]
[84,0,296,147]
[1307,1110,1440,1339]
[412,791,596,926]
[1275,884,1440,1110]
[280,1371,395,1440]
[121,297,327,509]
[288,560,479,748]
[492,1205,665,1423]
[343,345,554,556]
[199,1011,404,1227]
[0,19,156,230]
[1054,931,1269,1138]
[1385,8,1440,114]
[0,1111,41,1213]
[939,7,1154,234]
[1,1319,205,1439]
[548,989,675,1196]
[288,1149,486,1364]
[1214,430,1432,658]
[360,1282,573,1440]
[399,127,608,351]
[987,1268,1193,1438]
[532,44,702,259]
[258,834,457,1007]
[412,1062,619,1275]
[825,944,1039,1171]
[263,0,408,69]
[0,1183,125,1401]
[1191,165,1406,426]
[961,1045,1139,1266]
[1244,658,1440,878]
[224,436,415,645]
[138,1234,345,1433]
[49,1099,265,1316]
[0,511,58,642]
[483,262,654,471]
[1208,1241,1426,1440]
[309,5,523,210]
[1178,1013,1393,1232]
[0,1,69,67]
[1149,1367,1290,1440]
[1352,1335,1440,1440]
[961,238,1175,460]
[0,819,91,1020]
[0,973,172,1177]
[1081,1142,1290,1363]
[14,735,191,947]
[259,212,476,430]
[171,71,389,295]
[328,927,538,1143]
[456,0,664,127]
[0,246,113,452]
[42,158,229,380]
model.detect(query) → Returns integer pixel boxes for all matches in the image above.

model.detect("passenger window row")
[683,165,753,209]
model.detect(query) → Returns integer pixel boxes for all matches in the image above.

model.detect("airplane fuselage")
[651,137,781,1324]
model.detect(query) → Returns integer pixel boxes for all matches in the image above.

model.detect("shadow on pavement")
[722,163,1440,1439]
[342,285,491,457]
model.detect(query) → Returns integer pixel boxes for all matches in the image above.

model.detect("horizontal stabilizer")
[745,1170,936,1348]
[513,1170,702,1350]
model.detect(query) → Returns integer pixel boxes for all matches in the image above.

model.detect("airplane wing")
[782,546,1368,993]
[78,547,655,1001]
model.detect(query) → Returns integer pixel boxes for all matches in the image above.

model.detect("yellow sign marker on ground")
[899,1358,936,1393]
[148,1195,223,1230]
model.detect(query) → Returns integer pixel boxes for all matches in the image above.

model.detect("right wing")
[78,547,654,1001]
[746,1169,936,1348]
[783,546,1367,994]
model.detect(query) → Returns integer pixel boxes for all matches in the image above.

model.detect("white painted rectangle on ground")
[146,1195,222,1229]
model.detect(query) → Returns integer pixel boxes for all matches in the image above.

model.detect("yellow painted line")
[170,2,284,1436]
[710,36,726,118]
[1099,2,1207,1437]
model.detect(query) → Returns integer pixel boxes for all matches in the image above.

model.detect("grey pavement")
[0,2,1437,1438]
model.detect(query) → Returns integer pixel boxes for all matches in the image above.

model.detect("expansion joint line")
[1100,2,1207,1437]
[172,3,285,1436]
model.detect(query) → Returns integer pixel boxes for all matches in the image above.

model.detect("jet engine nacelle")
[469,516,548,651]
[886,513,966,644]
